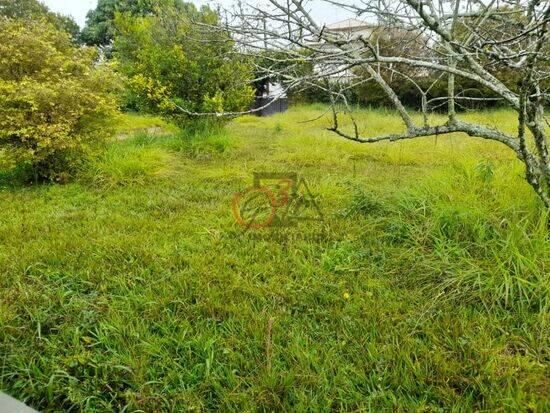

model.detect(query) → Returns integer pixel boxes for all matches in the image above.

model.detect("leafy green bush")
[0,18,119,182]
[114,5,254,127]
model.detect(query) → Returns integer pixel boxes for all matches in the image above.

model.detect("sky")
[41,0,353,28]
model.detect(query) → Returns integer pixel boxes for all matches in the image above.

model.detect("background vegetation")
[0,0,80,39]
[80,0,197,46]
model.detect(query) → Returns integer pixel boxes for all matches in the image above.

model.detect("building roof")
[326,18,373,31]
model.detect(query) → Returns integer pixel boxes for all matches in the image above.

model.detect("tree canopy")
[210,0,550,208]
[0,0,80,39]
[80,0,196,46]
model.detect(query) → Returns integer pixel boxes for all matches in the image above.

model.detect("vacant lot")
[0,106,548,411]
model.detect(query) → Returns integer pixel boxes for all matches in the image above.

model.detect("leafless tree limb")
[191,0,550,208]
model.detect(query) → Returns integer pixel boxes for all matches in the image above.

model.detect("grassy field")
[0,105,548,411]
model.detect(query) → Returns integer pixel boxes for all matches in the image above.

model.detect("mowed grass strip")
[0,106,548,411]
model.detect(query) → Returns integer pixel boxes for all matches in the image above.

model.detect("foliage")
[0,18,120,182]
[0,106,547,411]
[114,5,254,127]
[80,0,197,46]
[0,0,80,39]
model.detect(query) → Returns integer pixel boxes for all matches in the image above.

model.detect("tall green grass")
[0,106,548,411]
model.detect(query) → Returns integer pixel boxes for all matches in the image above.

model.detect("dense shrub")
[114,5,254,127]
[0,18,119,182]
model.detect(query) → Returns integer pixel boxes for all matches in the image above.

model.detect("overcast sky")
[42,0,353,28]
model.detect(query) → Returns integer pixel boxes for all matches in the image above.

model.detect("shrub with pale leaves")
[0,18,119,182]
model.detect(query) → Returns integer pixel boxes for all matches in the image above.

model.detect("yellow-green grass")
[0,105,548,411]
[114,112,180,137]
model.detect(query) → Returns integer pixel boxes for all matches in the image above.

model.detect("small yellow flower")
[343,292,350,300]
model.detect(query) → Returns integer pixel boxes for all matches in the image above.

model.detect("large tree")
[80,0,196,46]
[199,0,550,210]
[0,0,80,39]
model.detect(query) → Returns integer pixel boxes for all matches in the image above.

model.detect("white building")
[325,18,376,37]
[314,18,375,81]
